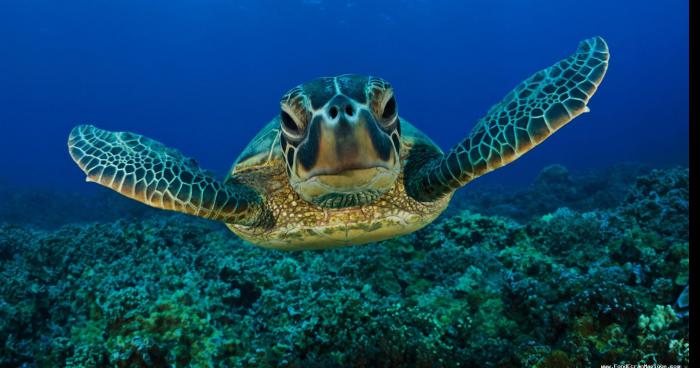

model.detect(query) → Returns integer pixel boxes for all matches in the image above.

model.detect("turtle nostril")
[329,106,339,119]
[344,104,354,117]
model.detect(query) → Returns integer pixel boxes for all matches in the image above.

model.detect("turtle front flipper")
[68,125,270,226]
[405,36,609,201]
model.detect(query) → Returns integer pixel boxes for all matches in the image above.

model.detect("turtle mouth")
[305,163,394,179]
[291,164,400,208]
[306,166,395,192]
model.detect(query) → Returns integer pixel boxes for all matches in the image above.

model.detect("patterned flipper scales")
[68,125,268,226]
[405,36,610,201]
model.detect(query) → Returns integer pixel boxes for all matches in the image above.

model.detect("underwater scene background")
[0,0,689,367]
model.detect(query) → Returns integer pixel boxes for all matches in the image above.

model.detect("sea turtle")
[68,37,609,250]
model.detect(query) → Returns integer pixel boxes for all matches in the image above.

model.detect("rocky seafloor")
[0,164,690,367]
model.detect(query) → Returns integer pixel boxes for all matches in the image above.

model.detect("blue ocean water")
[0,1,691,366]
[0,0,689,190]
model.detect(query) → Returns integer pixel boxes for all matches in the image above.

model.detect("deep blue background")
[0,0,688,191]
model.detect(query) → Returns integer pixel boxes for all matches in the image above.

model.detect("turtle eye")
[280,111,304,138]
[381,96,397,120]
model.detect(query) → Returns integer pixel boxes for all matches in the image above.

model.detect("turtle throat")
[291,165,400,208]
[314,191,384,208]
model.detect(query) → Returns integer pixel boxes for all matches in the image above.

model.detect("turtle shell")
[397,118,443,156]
[228,117,285,177]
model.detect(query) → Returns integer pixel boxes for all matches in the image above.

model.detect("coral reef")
[0,183,157,229]
[0,166,689,367]
[448,163,651,222]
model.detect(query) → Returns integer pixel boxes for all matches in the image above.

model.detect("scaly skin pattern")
[67,37,609,250]
[227,133,451,250]
[405,36,610,201]
[68,125,271,227]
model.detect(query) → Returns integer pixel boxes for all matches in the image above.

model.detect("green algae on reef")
[0,167,689,367]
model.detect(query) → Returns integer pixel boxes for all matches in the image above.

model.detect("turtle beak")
[298,101,396,182]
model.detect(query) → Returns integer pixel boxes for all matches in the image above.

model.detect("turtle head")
[278,74,402,208]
